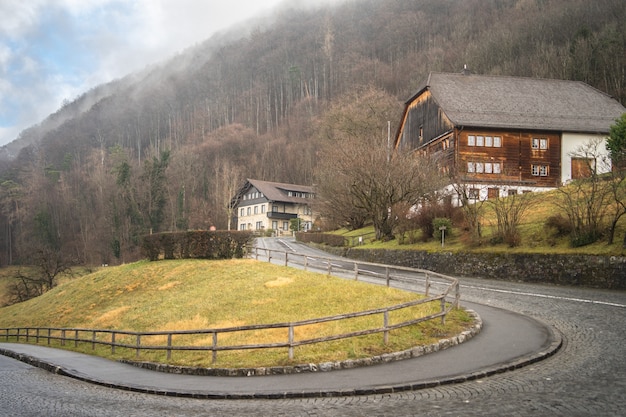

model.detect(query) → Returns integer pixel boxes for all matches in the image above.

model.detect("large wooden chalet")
[394,69,626,201]
[230,179,315,234]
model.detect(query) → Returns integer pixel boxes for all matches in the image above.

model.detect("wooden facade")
[395,71,625,196]
[456,129,561,188]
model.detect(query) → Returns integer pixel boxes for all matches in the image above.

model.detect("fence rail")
[1,246,460,364]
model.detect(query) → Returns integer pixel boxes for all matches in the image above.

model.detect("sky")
[0,0,294,147]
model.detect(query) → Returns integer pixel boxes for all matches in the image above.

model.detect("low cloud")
[0,0,286,146]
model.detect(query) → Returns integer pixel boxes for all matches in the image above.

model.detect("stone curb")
[0,312,564,400]
[119,309,483,377]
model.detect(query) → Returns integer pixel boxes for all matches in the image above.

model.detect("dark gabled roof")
[247,179,313,203]
[409,72,625,134]
[231,179,313,207]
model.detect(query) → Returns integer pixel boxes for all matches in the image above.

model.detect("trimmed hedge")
[296,232,345,247]
[142,231,253,261]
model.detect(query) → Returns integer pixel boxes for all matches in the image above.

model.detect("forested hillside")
[0,0,624,267]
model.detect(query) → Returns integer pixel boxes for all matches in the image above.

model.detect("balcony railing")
[266,211,298,220]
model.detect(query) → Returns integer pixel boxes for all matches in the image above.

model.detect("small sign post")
[439,226,447,247]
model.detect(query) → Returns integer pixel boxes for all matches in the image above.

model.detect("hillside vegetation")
[339,187,626,256]
[0,259,472,368]
[0,0,624,267]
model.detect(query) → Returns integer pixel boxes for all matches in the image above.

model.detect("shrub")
[296,232,345,246]
[544,214,572,237]
[432,218,453,241]
[142,231,253,261]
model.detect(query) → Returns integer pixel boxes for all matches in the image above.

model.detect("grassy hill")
[0,259,472,368]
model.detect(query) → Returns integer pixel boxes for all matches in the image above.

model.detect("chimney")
[461,64,471,75]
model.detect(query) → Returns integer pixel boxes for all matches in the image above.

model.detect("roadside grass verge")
[0,259,472,368]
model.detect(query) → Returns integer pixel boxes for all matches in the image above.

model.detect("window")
[508,189,518,196]
[470,134,501,147]
[468,161,502,174]
[240,208,244,217]
[273,205,279,212]
[261,205,265,214]
[240,224,246,230]
[532,164,549,176]
[272,221,278,230]
[256,221,263,230]
[246,207,251,215]
[282,221,289,231]
[532,138,548,150]
[469,188,480,200]
[254,206,258,214]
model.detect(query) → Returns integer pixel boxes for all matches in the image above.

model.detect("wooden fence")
[1,247,460,364]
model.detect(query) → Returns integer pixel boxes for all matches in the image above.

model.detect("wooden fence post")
[288,325,295,360]
[383,311,389,344]
[212,332,218,364]
[167,334,172,360]
[440,298,446,325]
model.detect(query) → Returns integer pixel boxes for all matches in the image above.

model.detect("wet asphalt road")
[1,240,624,416]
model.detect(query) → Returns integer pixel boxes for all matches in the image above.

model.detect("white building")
[230,179,315,234]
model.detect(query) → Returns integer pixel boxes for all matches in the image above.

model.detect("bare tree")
[6,247,73,305]
[486,187,537,247]
[555,139,612,246]
[315,86,445,240]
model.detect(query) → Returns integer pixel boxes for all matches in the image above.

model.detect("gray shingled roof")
[423,72,625,133]
[246,179,313,204]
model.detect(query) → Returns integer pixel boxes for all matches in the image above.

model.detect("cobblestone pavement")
[1,276,625,416]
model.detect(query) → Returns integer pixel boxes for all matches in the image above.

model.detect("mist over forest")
[0,0,624,266]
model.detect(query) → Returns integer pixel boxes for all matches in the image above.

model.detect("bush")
[432,218,453,241]
[142,231,253,261]
[570,229,602,248]
[296,232,345,246]
[544,215,572,237]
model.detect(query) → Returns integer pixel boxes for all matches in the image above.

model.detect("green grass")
[0,259,472,368]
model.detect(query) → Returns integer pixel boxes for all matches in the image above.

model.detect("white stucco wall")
[561,133,611,184]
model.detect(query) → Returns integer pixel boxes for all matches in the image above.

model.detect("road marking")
[277,239,296,252]
[462,284,626,308]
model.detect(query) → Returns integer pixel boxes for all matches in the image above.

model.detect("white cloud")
[0,0,339,146]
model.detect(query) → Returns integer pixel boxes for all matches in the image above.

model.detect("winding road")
[1,238,625,416]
